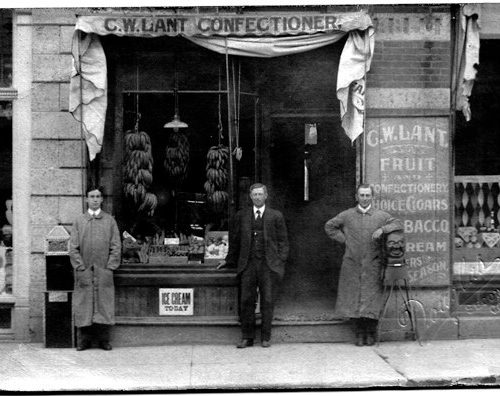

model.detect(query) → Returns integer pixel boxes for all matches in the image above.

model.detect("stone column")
[11,10,32,341]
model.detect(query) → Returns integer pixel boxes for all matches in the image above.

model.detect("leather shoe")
[236,339,253,348]
[355,333,365,347]
[76,342,90,351]
[365,333,375,346]
[99,341,112,351]
[261,340,271,348]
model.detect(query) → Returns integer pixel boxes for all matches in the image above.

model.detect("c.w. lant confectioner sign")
[75,12,371,37]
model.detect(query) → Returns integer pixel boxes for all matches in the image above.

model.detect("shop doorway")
[269,117,356,320]
[244,44,357,321]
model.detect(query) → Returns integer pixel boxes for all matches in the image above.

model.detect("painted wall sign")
[159,288,194,315]
[365,117,451,286]
[75,12,371,37]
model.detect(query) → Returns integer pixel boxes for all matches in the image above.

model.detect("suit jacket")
[225,207,289,278]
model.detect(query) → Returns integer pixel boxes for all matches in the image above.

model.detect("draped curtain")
[70,17,374,160]
[455,4,480,122]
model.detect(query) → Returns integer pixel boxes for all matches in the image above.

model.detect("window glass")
[0,101,12,295]
[0,9,12,87]
[454,41,500,251]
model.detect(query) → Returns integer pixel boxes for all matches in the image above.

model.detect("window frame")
[0,9,16,330]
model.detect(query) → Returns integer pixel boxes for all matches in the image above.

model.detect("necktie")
[256,210,261,220]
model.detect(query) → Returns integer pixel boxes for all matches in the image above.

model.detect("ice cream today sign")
[159,288,194,315]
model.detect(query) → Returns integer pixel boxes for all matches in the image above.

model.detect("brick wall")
[370,40,450,89]
[367,7,452,111]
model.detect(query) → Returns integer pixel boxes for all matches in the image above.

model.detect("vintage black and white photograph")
[0,1,500,393]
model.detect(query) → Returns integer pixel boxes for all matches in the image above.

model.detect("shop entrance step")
[111,316,353,346]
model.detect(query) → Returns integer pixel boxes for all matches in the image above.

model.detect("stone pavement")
[1,339,500,392]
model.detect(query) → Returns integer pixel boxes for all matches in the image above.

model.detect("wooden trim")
[366,108,450,118]
[0,88,17,100]
[270,112,340,119]
[115,267,238,286]
[0,297,15,304]
[116,315,239,325]
[454,175,500,183]
[453,277,500,284]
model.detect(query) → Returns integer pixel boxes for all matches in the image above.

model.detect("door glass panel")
[0,101,12,295]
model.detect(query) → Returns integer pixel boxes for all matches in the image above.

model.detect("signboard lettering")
[366,118,451,286]
[48,291,68,303]
[159,288,194,315]
[75,12,371,37]
[102,16,337,35]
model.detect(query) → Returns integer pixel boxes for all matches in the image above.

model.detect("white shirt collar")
[88,208,101,216]
[253,205,265,217]
[357,204,371,214]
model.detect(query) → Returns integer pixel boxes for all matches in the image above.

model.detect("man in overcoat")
[324,184,402,346]
[69,186,121,351]
[221,183,289,348]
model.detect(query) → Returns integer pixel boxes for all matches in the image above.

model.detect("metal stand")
[376,267,421,346]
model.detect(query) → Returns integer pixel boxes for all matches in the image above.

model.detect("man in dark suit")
[219,183,289,348]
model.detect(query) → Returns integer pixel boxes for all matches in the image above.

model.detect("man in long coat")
[324,184,402,346]
[70,186,121,351]
[221,183,289,348]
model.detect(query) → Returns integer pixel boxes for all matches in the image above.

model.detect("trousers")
[240,257,280,341]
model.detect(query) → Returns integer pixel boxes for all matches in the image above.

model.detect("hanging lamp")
[164,68,188,130]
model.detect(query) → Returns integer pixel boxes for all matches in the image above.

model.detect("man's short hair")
[249,183,268,194]
[86,185,105,197]
[356,183,374,195]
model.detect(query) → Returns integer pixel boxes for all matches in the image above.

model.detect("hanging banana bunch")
[164,130,189,185]
[123,129,158,216]
[204,145,229,213]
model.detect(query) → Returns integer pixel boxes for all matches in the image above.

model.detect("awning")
[69,11,374,160]
[74,12,372,37]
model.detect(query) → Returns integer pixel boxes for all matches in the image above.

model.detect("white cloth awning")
[74,12,372,37]
[70,11,374,160]
[455,4,480,122]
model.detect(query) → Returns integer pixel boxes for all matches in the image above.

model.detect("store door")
[269,117,356,321]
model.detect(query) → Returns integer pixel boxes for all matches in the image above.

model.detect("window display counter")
[453,178,500,316]
[114,263,238,324]
[453,247,500,316]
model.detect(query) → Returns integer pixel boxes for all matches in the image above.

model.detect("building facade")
[1,5,500,344]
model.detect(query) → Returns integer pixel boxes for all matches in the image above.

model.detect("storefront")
[67,8,373,344]
[4,4,500,344]
[452,4,500,337]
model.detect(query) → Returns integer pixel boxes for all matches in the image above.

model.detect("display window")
[0,10,13,333]
[0,101,12,297]
[0,10,12,88]
[453,39,500,313]
[97,36,259,266]
[0,7,13,309]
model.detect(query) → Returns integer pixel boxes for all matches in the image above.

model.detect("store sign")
[75,12,371,37]
[48,291,68,303]
[365,117,451,286]
[159,288,194,315]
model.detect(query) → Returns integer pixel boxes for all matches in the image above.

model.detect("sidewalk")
[1,338,500,392]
